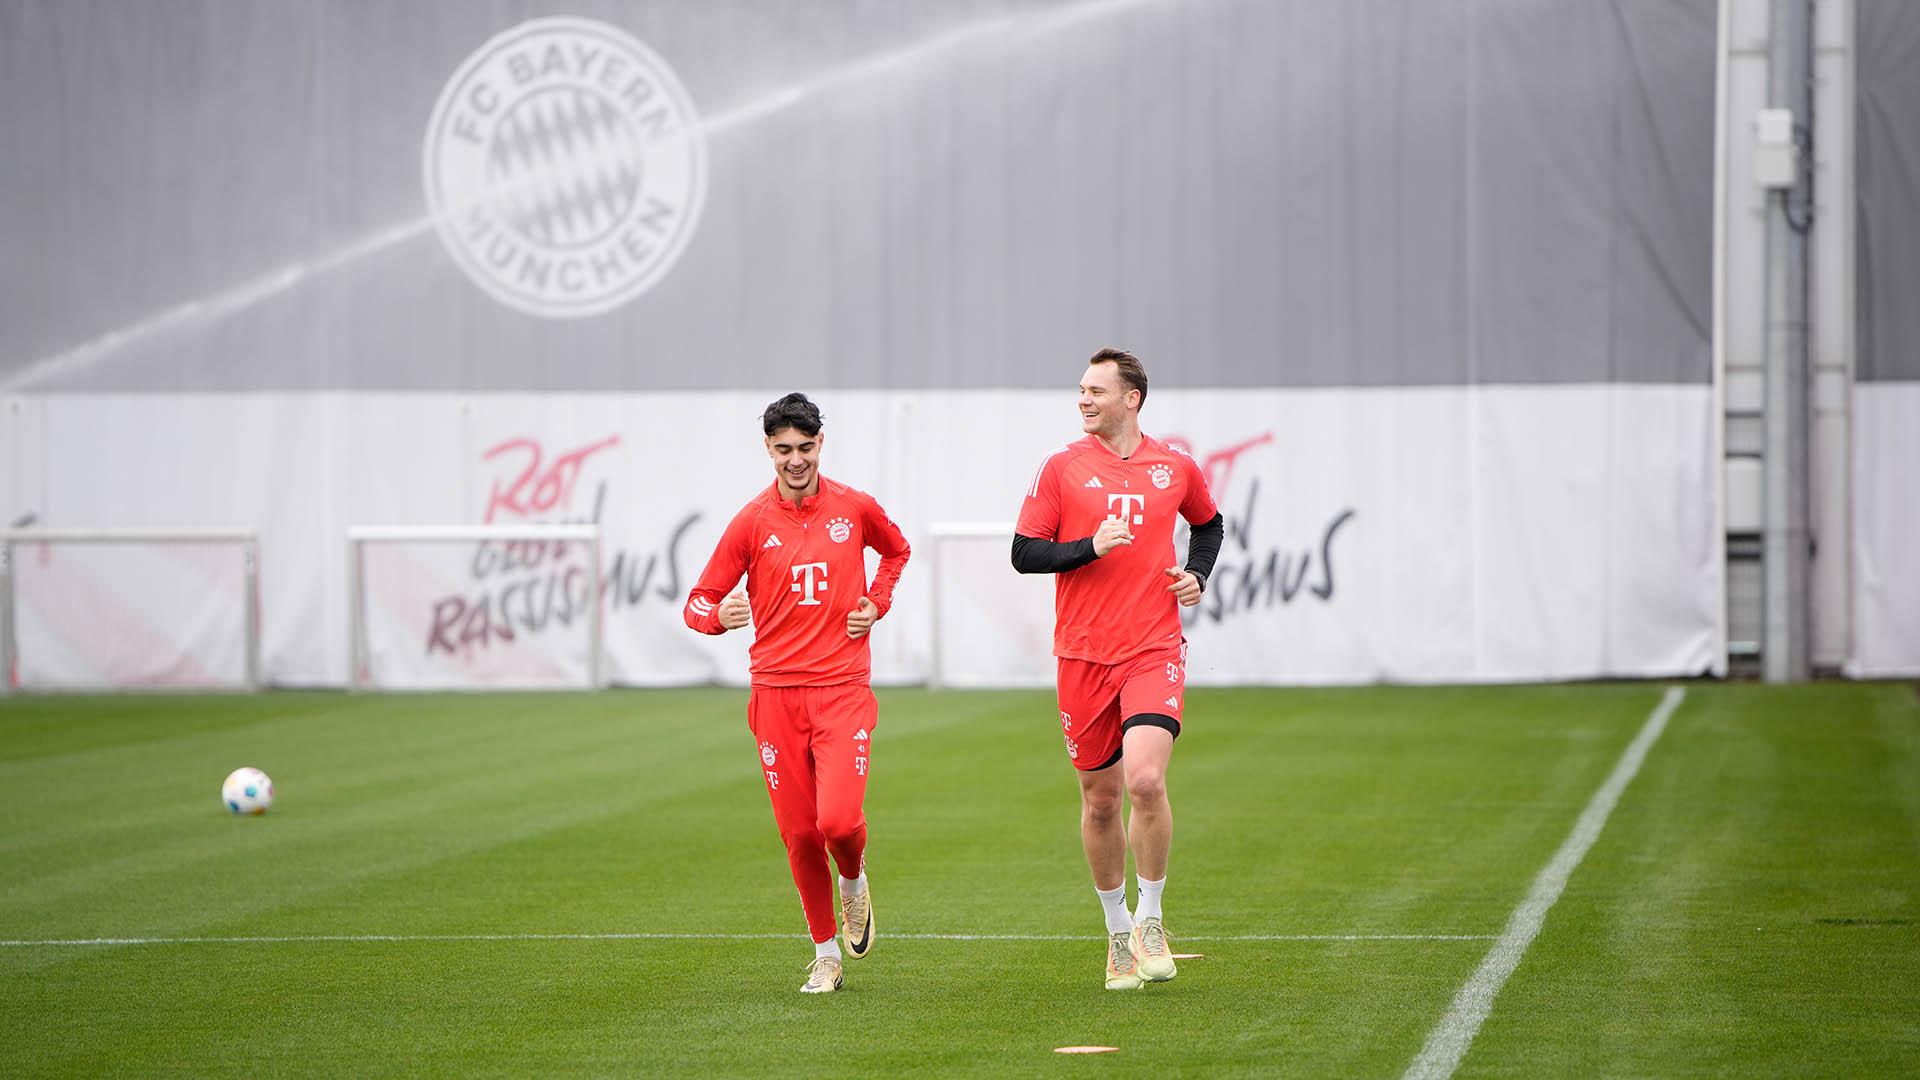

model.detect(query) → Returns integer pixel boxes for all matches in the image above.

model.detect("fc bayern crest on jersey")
[423,17,707,318]
[827,517,853,543]
[1148,463,1173,490]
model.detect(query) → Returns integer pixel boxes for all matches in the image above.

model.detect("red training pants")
[747,683,876,944]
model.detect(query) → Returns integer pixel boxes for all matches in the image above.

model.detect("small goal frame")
[0,527,261,693]
[925,521,1057,690]
[346,524,605,691]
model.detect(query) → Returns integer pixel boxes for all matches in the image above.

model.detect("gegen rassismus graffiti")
[426,434,700,657]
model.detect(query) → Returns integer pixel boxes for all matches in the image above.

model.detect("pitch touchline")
[0,931,1495,948]
[1401,686,1686,1080]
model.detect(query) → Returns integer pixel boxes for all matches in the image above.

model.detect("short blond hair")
[1088,347,1147,408]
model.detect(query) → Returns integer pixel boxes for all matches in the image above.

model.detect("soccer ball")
[221,767,274,816]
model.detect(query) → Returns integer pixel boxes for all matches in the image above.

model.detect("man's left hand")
[1164,567,1203,607]
[847,596,880,638]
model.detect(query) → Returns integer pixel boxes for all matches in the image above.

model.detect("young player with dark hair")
[685,392,910,993]
[1012,349,1226,990]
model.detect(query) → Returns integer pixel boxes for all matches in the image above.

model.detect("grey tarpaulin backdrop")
[1859,0,1920,382]
[0,0,1715,393]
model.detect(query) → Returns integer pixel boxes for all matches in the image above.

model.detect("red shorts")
[1055,640,1187,771]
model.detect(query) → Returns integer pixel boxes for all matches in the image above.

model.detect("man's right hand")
[1092,517,1134,557]
[718,588,751,630]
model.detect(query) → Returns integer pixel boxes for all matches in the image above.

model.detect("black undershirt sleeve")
[1011,533,1099,575]
[1011,514,1225,583]
[1184,512,1226,590]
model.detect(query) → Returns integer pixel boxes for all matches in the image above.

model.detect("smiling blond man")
[1012,349,1226,990]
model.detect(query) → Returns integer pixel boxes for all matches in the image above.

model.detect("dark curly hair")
[761,392,824,437]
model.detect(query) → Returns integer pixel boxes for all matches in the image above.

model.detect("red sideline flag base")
[1055,1046,1119,1054]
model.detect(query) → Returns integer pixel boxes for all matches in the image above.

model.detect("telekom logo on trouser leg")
[1107,493,1146,525]
[790,562,829,605]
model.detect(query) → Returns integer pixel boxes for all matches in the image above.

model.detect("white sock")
[1096,884,1133,935]
[1136,875,1166,923]
[839,872,866,899]
[814,936,842,961]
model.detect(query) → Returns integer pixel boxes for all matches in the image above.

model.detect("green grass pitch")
[3,683,1917,1077]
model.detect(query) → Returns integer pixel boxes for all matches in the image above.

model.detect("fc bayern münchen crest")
[423,17,707,317]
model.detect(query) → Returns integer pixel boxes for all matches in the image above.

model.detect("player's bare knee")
[1081,789,1123,825]
[1125,771,1167,806]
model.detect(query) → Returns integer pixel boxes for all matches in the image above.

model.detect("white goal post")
[926,522,1054,689]
[0,528,261,692]
[347,524,605,691]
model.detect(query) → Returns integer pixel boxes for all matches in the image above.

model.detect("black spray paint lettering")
[470,536,580,579]
[604,512,702,609]
[1182,477,1356,627]
[426,565,595,655]
[425,478,704,657]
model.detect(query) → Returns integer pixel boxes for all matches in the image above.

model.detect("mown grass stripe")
[1402,686,1686,1080]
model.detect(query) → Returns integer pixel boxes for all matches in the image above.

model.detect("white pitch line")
[0,931,1494,948]
[1401,685,1686,1080]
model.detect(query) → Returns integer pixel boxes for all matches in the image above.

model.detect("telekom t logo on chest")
[790,562,829,605]
[1107,493,1146,525]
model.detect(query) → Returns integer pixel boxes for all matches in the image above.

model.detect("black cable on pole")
[1785,0,1816,234]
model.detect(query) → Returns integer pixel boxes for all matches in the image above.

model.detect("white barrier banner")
[8,387,1723,686]
[1849,383,1920,677]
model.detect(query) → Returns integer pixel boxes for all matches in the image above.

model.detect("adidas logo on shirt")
[1083,476,1103,488]
[762,534,782,548]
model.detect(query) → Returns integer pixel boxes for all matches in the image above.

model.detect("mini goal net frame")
[0,528,261,692]
[347,524,605,691]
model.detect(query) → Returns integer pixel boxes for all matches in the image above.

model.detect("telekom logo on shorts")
[790,562,828,605]
[1107,493,1145,525]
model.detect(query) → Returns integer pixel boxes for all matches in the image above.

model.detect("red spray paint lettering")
[482,435,620,523]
